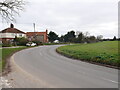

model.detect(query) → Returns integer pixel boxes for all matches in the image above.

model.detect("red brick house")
[26,30,48,43]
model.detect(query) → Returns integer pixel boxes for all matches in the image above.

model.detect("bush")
[2,41,12,47]
[14,37,29,46]
[32,40,43,45]
[2,44,12,47]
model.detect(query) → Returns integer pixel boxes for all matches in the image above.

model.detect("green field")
[0,47,28,73]
[57,41,119,67]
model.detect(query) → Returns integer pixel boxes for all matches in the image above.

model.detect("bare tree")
[84,31,90,37]
[97,35,103,41]
[76,31,81,38]
[0,0,25,22]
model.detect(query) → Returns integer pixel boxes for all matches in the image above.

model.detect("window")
[11,33,14,36]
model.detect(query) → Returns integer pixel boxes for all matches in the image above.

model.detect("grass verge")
[57,41,119,69]
[0,47,30,74]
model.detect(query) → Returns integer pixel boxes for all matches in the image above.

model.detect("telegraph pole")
[33,23,35,32]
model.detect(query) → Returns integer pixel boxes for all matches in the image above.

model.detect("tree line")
[48,30,119,43]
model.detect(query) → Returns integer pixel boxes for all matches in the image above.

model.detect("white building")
[0,24,26,42]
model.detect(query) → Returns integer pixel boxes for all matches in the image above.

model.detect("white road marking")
[102,78,118,84]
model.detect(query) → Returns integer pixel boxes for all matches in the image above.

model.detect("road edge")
[1,46,38,76]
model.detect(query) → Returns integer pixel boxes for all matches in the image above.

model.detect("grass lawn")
[43,42,69,45]
[57,41,119,67]
[0,47,28,73]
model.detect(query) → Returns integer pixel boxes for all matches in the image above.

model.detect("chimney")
[10,23,14,28]
[46,29,48,34]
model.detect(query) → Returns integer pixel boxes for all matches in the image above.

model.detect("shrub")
[32,40,43,45]
[14,37,29,46]
[2,41,12,47]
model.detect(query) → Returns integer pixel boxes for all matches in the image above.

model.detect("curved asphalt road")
[10,45,118,88]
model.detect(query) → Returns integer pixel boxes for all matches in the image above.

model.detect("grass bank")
[0,47,29,73]
[57,41,119,68]
[43,42,70,45]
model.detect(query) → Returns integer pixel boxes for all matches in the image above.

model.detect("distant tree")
[97,35,103,41]
[48,31,59,43]
[82,31,90,43]
[84,31,90,37]
[63,34,68,42]
[88,36,96,43]
[77,32,84,43]
[0,0,25,22]
[76,31,81,38]
[68,31,76,42]
[64,30,76,42]
[59,35,64,42]
[118,38,120,41]
[113,36,117,41]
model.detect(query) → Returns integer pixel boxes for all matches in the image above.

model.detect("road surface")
[6,45,118,88]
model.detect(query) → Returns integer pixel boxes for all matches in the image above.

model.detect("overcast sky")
[0,0,119,38]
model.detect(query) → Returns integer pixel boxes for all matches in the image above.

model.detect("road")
[6,45,118,88]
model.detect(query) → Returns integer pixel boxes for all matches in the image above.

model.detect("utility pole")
[33,23,35,32]
[33,23,36,39]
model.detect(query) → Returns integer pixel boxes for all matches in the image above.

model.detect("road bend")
[7,45,118,88]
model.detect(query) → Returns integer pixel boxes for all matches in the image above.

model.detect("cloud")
[0,0,118,38]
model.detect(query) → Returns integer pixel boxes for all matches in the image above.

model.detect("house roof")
[1,28,26,34]
[0,24,26,34]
